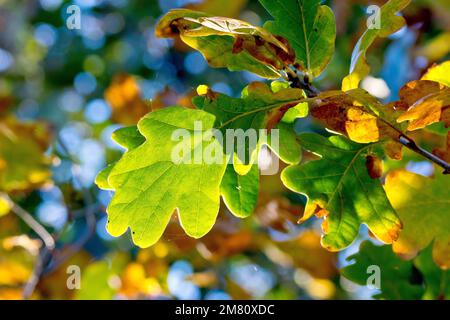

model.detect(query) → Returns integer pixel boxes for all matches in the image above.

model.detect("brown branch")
[398,135,450,174]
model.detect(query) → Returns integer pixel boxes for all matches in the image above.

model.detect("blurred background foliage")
[0,0,448,300]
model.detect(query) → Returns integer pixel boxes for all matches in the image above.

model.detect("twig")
[1,194,55,250]
[0,194,56,299]
[399,135,450,174]
[287,70,319,98]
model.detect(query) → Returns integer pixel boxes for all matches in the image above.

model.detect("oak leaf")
[156,9,295,79]
[96,107,227,247]
[342,0,411,90]
[260,0,336,78]
[385,169,450,269]
[281,134,401,251]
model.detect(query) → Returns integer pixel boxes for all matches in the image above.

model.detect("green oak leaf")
[281,134,401,251]
[268,122,302,165]
[111,125,145,150]
[193,82,305,174]
[95,126,145,191]
[342,0,411,90]
[341,241,424,300]
[221,164,259,218]
[97,107,227,248]
[156,9,296,79]
[260,0,336,79]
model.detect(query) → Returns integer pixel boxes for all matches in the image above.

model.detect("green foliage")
[221,165,259,218]
[260,0,336,78]
[98,107,227,247]
[4,0,449,301]
[156,9,295,79]
[342,0,411,90]
[193,82,305,173]
[341,241,424,300]
[282,134,401,251]
[342,241,449,300]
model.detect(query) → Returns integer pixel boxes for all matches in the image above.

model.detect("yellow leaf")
[396,80,450,131]
[0,116,52,193]
[385,170,450,269]
[421,60,450,87]
[0,196,11,217]
[342,0,411,90]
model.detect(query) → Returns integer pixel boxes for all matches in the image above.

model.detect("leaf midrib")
[297,0,311,73]
[218,98,305,129]
[325,143,374,240]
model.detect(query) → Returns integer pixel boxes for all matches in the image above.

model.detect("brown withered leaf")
[104,74,151,125]
[309,89,405,159]
[396,80,450,131]
[310,89,404,144]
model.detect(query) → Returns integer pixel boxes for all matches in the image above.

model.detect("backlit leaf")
[97,107,227,247]
[421,61,450,87]
[281,134,401,251]
[342,0,411,91]
[221,165,259,218]
[341,241,424,300]
[310,89,404,144]
[385,169,450,269]
[193,82,305,173]
[396,80,450,131]
[156,9,295,79]
[342,241,450,299]
[260,0,336,78]
[414,245,450,299]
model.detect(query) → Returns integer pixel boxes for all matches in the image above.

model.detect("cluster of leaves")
[93,0,450,299]
[1,0,449,300]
